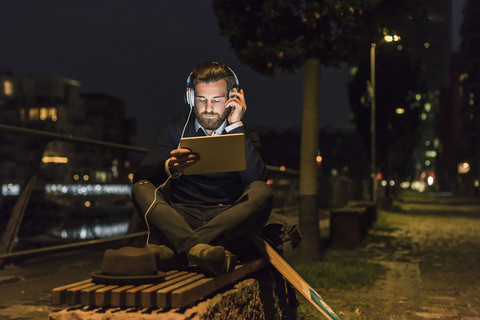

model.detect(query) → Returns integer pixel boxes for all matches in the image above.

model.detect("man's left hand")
[226,89,247,124]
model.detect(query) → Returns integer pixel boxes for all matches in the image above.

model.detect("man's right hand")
[168,148,200,174]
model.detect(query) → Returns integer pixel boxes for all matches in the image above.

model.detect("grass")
[293,240,387,319]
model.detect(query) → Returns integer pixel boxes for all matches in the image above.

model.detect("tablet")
[179,133,246,175]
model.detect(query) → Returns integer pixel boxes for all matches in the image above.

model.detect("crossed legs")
[131,180,273,256]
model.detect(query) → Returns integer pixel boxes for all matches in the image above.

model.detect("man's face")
[194,79,230,131]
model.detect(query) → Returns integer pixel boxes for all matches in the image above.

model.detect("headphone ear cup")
[189,88,195,108]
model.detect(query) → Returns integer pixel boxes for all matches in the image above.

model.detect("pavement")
[315,191,480,319]
[0,190,480,319]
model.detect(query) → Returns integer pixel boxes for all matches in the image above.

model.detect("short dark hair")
[190,61,237,93]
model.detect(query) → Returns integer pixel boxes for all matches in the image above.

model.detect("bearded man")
[131,61,273,275]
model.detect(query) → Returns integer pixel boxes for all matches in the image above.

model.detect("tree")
[213,0,426,262]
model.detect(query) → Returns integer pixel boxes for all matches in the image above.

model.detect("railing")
[0,124,299,265]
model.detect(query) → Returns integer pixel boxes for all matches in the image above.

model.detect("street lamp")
[369,33,401,204]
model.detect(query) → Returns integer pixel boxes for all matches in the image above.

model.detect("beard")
[194,107,230,131]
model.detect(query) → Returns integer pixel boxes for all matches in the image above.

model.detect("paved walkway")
[319,191,480,319]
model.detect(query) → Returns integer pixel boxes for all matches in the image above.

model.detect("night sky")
[0,1,466,146]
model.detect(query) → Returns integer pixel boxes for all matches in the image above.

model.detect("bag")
[261,213,302,265]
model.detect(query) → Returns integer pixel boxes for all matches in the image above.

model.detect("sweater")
[133,115,268,205]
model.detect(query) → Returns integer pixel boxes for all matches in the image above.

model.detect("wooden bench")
[330,206,367,247]
[51,257,266,310]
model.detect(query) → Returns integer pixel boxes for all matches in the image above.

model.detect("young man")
[132,61,273,275]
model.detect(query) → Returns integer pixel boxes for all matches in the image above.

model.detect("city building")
[0,73,136,193]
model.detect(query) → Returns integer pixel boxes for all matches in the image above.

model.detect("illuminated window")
[49,107,58,121]
[29,108,39,120]
[3,80,13,96]
[42,156,69,164]
[40,107,48,120]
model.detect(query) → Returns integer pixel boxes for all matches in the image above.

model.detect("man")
[132,61,273,275]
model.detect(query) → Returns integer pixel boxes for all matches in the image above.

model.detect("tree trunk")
[298,58,322,262]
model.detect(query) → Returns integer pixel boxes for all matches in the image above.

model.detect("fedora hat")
[91,246,166,285]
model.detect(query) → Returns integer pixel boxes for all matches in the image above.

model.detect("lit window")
[29,108,39,120]
[49,108,57,121]
[40,107,48,120]
[3,80,13,96]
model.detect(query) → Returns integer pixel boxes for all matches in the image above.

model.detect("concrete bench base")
[330,206,367,247]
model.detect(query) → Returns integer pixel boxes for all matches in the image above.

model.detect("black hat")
[91,246,166,285]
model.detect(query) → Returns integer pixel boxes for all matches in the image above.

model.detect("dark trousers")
[131,180,273,255]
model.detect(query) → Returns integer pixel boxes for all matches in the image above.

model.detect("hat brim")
[91,270,166,285]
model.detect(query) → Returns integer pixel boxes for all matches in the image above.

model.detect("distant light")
[400,181,411,189]
[73,174,80,181]
[84,201,91,207]
[2,183,20,196]
[415,94,422,101]
[45,184,131,196]
[397,45,403,51]
[427,176,434,186]
[424,103,432,112]
[474,179,479,188]
[424,42,430,48]
[458,162,470,174]
[279,165,286,171]
[421,113,427,121]
[425,160,431,166]
[384,34,401,42]
[266,179,274,185]
[425,150,437,158]
[83,175,89,181]
[389,180,395,186]
[42,156,68,164]
[395,107,405,115]
[316,155,323,164]
[128,173,134,182]
[381,180,387,187]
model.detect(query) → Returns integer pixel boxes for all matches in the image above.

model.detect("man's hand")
[226,88,247,124]
[168,148,200,174]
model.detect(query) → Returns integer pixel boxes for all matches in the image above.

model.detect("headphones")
[185,63,240,108]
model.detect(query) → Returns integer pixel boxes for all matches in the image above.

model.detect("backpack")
[261,212,303,266]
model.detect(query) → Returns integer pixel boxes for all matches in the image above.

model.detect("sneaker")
[187,243,227,275]
[145,244,183,271]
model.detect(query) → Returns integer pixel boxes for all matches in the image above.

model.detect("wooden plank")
[95,285,119,307]
[141,272,197,308]
[254,238,342,320]
[51,279,92,305]
[80,284,105,306]
[171,258,267,308]
[126,284,153,307]
[66,282,96,305]
[111,285,135,307]
[156,274,205,308]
